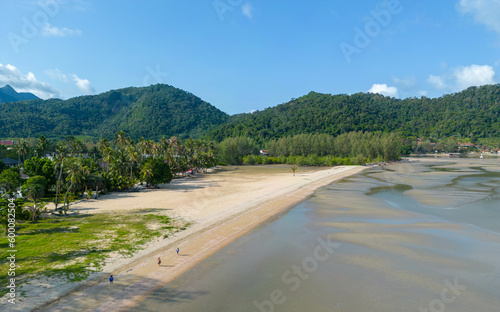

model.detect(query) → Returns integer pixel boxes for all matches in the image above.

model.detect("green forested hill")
[207,84,500,143]
[0,84,229,140]
[2,83,500,142]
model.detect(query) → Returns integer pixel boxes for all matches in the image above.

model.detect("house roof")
[1,157,18,165]
[459,142,475,147]
[0,140,13,146]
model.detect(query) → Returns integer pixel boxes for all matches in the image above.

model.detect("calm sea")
[129,159,500,312]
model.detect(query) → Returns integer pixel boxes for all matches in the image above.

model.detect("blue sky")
[0,0,499,114]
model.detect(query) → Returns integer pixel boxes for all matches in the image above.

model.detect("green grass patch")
[0,210,190,296]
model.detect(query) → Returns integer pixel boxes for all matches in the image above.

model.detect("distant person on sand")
[176,248,180,255]
[109,275,113,285]
[157,257,161,266]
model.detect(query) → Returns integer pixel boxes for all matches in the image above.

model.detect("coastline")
[22,165,367,312]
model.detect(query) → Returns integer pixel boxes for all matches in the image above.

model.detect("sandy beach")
[18,165,366,312]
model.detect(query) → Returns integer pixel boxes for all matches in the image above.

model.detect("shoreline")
[23,165,367,312]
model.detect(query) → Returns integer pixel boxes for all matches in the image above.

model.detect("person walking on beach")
[157,257,162,267]
[176,248,180,255]
[109,275,113,285]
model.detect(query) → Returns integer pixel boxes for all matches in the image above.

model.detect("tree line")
[0,132,218,229]
[217,132,401,165]
[1,130,402,232]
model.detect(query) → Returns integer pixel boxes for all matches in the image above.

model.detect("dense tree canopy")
[0,84,229,140]
[0,168,21,194]
[2,83,500,144]
[3,133,220,214]
[207,84,500,144]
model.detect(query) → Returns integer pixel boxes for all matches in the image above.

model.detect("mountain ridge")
[208,84,500,143]
[1,83,500,142]
[0,84,228,140]
[0,84,40,103]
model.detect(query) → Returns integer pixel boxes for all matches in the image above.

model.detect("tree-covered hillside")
[207,84,500,143]
[0,84,228,140]
[2,83,500,144]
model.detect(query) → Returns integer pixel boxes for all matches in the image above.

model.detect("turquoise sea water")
[129,159,500,312]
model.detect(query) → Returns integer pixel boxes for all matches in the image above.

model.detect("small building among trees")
[1,157,19,167]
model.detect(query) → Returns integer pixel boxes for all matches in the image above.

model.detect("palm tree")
[101,147,114,173]
[36,135,49,157]
[115,131,129,159]
[168,136,182,175]
[98,138,110,155]
[148,140,159,158]
[127,145,140,179]
[79,163,92,198]
[22,181,46,222]
[137,137,148,162]
[140,161,154,187]
[53,145,68,211]
[158,137,169,158]
[62,157,81,214]
[15,139,29,167]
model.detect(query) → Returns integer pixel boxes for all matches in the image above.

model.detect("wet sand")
[22,165,365,312]
[128,158,500,312]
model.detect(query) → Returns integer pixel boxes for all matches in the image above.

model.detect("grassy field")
[0,209,189,296]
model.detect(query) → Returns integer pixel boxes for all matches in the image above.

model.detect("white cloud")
[393,76,416,90]
[457,0,500,35]
[242,2,253,19]
[45,68,69,82]
[72,74,95,95]
[428,64,497,92]
[417,90,428,97]
[367,83,399,97]
[427,74,448,90]
[41,23,82,37]
[0,63,61,99]
[453,64,496,89]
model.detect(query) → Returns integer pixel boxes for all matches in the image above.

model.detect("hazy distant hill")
[208,84,500,143]
[0,84,228,139]
[0,84,39,103]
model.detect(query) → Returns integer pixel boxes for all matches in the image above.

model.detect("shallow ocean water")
[129,159,500,312]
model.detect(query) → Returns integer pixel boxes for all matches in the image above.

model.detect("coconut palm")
[127,145,141,179]
[36,135,49,157]
[101,146,114,173]
[62,157,81,214]
[15,139,29,166]
[98,138,110,155]
[148,140,159,158]
[140,161,154,187]
[115,131,130,159]
[158,137,169,158]
[22,176,47,222]
[137,137,148,162]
